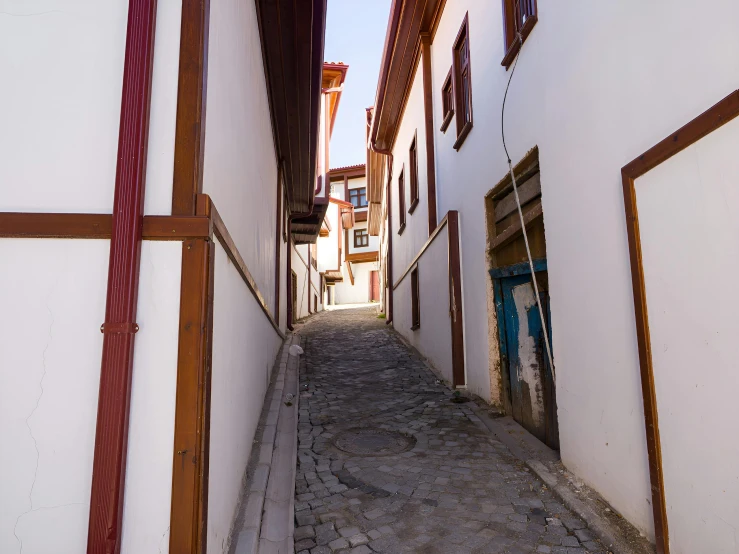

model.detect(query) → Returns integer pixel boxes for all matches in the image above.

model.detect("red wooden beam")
[87,1,158,552]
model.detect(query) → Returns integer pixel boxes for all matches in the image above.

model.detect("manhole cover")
[333,428,416,456]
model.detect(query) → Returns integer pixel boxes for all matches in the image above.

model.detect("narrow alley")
[292,307,603,554]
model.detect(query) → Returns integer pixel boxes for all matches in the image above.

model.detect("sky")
[324,0,392,169]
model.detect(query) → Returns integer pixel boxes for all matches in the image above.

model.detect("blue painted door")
[498,272,559,449]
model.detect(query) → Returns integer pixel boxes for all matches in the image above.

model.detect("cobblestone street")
[293,306,605,554]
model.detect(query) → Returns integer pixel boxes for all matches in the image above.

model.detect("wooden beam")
[421,33,438,236]
[345,251,379,263]
[172,0,211,216]
[620,89,739,554]
[0,213,211,240]
[489,201,543,251]
[169,238,214,554]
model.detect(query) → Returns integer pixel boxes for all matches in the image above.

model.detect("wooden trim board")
[621,88,739,554]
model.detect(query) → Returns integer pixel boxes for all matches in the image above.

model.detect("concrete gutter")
[232,335,301,554]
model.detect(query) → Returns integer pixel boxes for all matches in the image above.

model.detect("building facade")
[0,0,326,552]
[325,165,381,305]
[368,1,739,552]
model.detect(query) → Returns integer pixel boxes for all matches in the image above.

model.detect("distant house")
[321,164,381,305]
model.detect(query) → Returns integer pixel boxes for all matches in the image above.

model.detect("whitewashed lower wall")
[0,239,109,553]
[335,262,379,305]
[207,241,283,553]
[635,117,739,554]
[292,245,311,320]
[121,241,182,553]
[393,227,454,384]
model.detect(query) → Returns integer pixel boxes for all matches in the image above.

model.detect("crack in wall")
[13,291,56,554]
[158,525,170,554]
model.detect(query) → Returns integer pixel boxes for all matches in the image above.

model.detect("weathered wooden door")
[370,270,380,301]
[497,270,559,449]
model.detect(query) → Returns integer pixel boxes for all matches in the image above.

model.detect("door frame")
[490,258,547,417]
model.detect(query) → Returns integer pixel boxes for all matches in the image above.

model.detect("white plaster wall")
[335,262,379,305]
[203,0,279,313]
[208,241,283,553]
[392,226,453,383]
[0,239,109,553]
[144,0,183,215]
[120,241,182,553]
[635,117,739,554]
[317,203,340,273]
[424,0,739,537]
[0,0,178,215]
[390,53,431,276]
[347,220,380,256]
[291,245,311,320]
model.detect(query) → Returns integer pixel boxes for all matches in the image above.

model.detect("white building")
[0,0,327,552]
[322,164,381,305]
[367,1,739,552]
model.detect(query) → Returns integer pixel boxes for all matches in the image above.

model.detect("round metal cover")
[333,428,415,456]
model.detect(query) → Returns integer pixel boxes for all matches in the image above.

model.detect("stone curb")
[232,334,301,554]
[468,403,655,554]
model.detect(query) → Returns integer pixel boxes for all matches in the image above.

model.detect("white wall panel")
[0,239,109,553]
[207,241,282,553]
[203,0,279,313]
[635,117,739,554]
[393,227,453,383]
[121,241,182,553]
[0,1,128,213]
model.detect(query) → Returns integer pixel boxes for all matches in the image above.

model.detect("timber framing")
[346,251,379,263]
[621,88,739,554]
[171,0,211,216]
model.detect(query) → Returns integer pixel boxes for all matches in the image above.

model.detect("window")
[408,134,419,213]
[411,267,420,330]
[397,168,406,234]
[501,0,538,68]
[452,14,473,150]
[354,229,369,248]
[310,243,317,269]
[349,187,367,208]
[440,68,454,132]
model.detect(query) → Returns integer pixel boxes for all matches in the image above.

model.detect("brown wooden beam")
[420,33,438,235]
[0,213,211,240]
[620,89,739,554]
[169,238,214,554]
[447,211,465,387]
[172,0,211,216]
[345,251,379,263]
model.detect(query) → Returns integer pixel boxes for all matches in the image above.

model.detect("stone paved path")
[293,307,605,554]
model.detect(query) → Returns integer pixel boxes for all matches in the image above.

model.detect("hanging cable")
[500,27,556,384]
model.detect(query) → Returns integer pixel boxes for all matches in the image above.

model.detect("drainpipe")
[86,0,157,550]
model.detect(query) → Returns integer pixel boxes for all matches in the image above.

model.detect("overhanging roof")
[256,0,327,214]
[369,0,446,153]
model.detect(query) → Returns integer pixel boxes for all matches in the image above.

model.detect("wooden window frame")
[411,266,420,330]
[440,67,454,133]
[397,167,406,234]
[408,133,419,213]
[354,228,369,248]
[452,14,473,151]
[501,0,538,68]
[349,187,368,208]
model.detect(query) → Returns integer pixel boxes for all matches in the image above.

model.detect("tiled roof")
[329,163,366,173]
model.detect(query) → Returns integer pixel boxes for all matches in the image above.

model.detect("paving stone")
[295,526,316,541]
[327,537,349,551]
[291,308,605,554]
